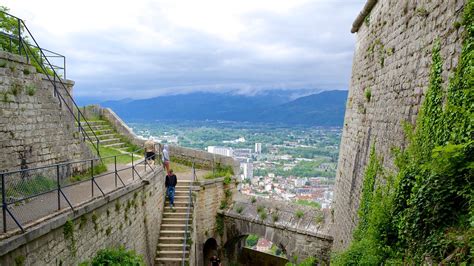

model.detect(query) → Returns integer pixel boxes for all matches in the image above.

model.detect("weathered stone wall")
[219,196,332,263]
[164,144,240,175]
[0,51,93,172]
[333,0,466,250]
[221,212,332,264]
[0,170,166,265]
[192,177,237,266]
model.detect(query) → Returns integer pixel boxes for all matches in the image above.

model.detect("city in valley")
[131,120,341,210]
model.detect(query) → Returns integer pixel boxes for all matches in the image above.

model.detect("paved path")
[0,161,209,235]
[0,162,159,234]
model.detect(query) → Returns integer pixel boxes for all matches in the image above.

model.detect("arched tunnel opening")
[217,234,289,266]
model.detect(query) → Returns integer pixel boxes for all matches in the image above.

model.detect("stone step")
[164,206,190,212]
[103,142,127,148]
[163,212,192,218]
[87,125,111,130]
[80,120,108,126]
[157,243,189,251]
[100,138,122,144]
[159,230,186,237]
[86,129,113,135]
[155,257,188,266]
[161,218,192,225]
[156,250,188,259]
[164,201,189,207]
[161,224,191,231]
[97,133,118,140]
[159,237,185,245]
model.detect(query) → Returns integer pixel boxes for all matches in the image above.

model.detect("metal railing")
[182,162,196,265]
[0,10,100,156]
[0,148,161,234]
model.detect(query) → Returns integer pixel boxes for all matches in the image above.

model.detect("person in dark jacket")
[165,169,177,209]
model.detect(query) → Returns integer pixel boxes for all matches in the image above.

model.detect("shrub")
[259,210,267,220]
[235,205,244,214]
[295,210,304,219]
[272,212,279,222]
[364,87,372,102]
[88,247,145,265]
[251,196,257,203]
[246,234,259,247]
[26,84,36,96]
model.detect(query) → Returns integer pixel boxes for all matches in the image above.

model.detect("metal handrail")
[0,10,100,156]
[1,147,159,233]
[182,162,195,265]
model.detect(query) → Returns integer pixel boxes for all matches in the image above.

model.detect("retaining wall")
[0,170,165,265]
[0,51,93,172]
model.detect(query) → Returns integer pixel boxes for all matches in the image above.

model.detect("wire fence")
[0,146,162,234]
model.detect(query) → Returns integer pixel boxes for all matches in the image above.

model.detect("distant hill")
[100,90,348,126]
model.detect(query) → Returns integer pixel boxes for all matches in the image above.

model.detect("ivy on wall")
[333,0,473,264]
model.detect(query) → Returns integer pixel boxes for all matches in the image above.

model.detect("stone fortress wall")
[332,0,466,250]
[0,170,165,265]
[0,51,93,172]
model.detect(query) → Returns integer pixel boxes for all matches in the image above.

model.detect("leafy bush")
[235,205,244,214]
[204,163,234,179]
[295,210,304,219]
[81,247,145,266]
[26,84,36,96]
[246,234,259,247]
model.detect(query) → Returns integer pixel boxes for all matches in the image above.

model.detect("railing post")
[91,160,94,197]
[97,140,100,157]
[2,174,6,233]
[114,156,117,187]
[56,165,61,211]
[17,18,21,55]
[77,112,81,132]
[132,153,134,180]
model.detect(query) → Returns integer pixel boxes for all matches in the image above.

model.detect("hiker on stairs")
[165,169,177,211]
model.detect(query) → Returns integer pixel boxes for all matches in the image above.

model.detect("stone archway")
[222,234,289,266]
[203,238,219,265]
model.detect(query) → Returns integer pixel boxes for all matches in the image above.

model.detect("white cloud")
[2,0,365,100]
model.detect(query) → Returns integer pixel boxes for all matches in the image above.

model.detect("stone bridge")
[215,198,333,264]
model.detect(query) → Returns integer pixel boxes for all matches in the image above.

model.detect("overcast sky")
[4,0,365,101]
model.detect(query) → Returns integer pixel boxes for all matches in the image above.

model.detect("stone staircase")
[80,120,130,152]
[155,180,194,265]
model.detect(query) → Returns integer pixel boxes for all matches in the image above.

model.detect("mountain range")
[97,90,348,126]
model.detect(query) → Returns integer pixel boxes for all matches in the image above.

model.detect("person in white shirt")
[162,144,170,175]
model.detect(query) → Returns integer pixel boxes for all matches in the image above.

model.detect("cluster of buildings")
[207,142,262,180]
[207,141,334,209]
[240,175,333,209]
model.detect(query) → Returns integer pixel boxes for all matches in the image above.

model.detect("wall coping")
[0,170,158,256]
[0,50,74,86]
[219,210,334,241]
[351,0,378,33]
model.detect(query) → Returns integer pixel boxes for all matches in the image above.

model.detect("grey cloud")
[36,1,365,100]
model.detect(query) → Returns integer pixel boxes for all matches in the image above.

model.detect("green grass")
[6,176,56,199]
[295,199,321,209]
[70,163,107,182]
[169,162,190,173]
[99,146,138,165]
[203,163,234,179]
